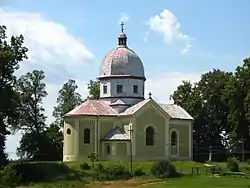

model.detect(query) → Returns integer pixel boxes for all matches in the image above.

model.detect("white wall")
[100,78,145,106]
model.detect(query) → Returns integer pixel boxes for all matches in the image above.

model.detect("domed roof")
[99,27,145,80]
[99,47,145,78]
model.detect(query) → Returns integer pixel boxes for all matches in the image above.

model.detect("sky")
[0,0,249,159]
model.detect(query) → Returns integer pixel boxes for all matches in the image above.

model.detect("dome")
[99,29,145,80]
[99,47,145,79]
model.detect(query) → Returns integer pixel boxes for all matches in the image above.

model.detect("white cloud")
[145,9,194,53]
[0,8,93,68]
[0,8,93,158]
[118,13,129,24]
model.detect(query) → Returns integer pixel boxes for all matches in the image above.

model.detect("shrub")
[0,161,72,185]
[133,167,145,177]
[105,165,131,180]
[93,164,131,180]
[227,157,239,172]
[94,163,104,172]
[88,152,97,167]
[80,162,91,170]
[151,160,179,178]
[0,162,21,188]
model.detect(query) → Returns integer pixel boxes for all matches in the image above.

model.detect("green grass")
[29,176,250,188]
[16,161,250,188]
[140,176,250,188]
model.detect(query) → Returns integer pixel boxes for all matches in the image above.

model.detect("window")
[116,84,123,93]
[171,131,178,146]
[133,85,138,94]
[146,126,154,146]
[84,128,90,144]
[107,145,111,154]
[66,128,71,135]
[103,85,107,94]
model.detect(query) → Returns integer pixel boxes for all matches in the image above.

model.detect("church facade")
[63,24,193,162]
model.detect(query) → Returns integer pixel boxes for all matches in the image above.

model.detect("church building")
[63,23,193,162]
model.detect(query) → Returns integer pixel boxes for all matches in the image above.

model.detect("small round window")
[66,128,71,135]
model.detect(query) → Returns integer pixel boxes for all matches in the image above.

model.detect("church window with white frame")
[116,84,123,93]
[146,126,154,146]
[103,84,107,94]
[84,128,90,144]
[171,131,178,146]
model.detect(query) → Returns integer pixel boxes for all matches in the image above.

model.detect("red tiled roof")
[64,99,193,120]
[119,99,150,115]
[65,99,149,117]
[65,100,118,117]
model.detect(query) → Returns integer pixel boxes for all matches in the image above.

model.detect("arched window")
[171,131,178,146]
[107,145,111,154]
[146,126,154,146]
[84,128,90,144]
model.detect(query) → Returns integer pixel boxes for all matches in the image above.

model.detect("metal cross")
[121,21,124,33]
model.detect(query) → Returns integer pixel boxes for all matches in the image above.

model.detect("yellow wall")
[78,119,96,160]
[169,120,191,160]
[63,119,76,161]
[63,108,192,162]
[134,108,167,161]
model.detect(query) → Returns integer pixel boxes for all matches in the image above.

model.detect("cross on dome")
[121,21,124,33]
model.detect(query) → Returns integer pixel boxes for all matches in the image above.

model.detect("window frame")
[145,126,155,146]
[103,85,107,94]
[84,128,90,144]
[116,84,123,94]
[133,84,138,94]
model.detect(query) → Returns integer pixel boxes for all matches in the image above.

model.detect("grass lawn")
[19,161,250,188]
[30,176,250,188]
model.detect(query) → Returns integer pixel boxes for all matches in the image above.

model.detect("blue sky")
[1,0,249,158]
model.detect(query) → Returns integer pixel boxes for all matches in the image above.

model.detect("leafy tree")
[87,79,100,100]
[171,69,232,161]
[44,123,63,160]
[223,58,250,154]
[16,70,48,160]
[0,25,28,165]
[16,70,47,133]
[197,70,232,161]
[53,79,82,127]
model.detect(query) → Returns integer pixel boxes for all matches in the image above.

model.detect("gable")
[133,99,171,119]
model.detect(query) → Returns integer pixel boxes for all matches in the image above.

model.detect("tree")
[16,70,47,133]
[171,69,232,161]
[0,25,28,165]
[45,123,63,160]
[223,58,250,154]
[53,79,83,127]
[16,70,48,160]
[87,79,100,100]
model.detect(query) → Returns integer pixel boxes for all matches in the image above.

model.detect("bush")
[0,163,21,188]
[80,162,91,170]
[133,167,145,177]
[227,157,239,172]
[0,161,72,185]
[151,160,179,178]
[93,164,131,180]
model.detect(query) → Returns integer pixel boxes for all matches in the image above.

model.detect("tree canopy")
[0,25,28,165]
